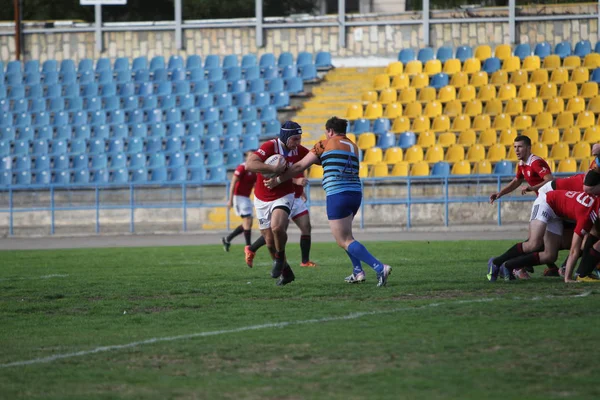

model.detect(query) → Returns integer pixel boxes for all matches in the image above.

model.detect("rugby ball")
[263,154,285,178]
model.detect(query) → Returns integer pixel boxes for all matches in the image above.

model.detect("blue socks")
[347,241,384,274]
[345,250,363,275]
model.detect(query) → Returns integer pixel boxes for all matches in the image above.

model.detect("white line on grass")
[0,274,69,282]
[0,291,593,369]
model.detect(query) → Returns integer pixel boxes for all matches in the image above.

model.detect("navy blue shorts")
[326,191,362,220]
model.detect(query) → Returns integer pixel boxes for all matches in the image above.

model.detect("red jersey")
[254,139,310,202]
[293,172,305,199]
[517,154,552,194]
[546,190,599,237]
[554,174,585,192]
[233,163,257,197]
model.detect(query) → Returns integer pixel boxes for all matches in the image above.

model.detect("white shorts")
[254,193,295,230]
[290,197,309,220]
[530,192,563,236]
[537,181,554,196]
[233,195,253,217]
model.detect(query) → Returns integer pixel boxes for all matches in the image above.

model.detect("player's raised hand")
[489,193,499,204]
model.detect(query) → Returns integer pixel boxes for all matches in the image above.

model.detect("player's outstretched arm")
[266,152,319,189]
[564,234,584,283]
[490,178,522,204]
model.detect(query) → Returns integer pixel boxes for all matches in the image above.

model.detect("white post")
[94,4,102,53]
[423,0,430,47]
[338,0,346,48]
[175,0,182,50]
[255,0,263,48]
[509,0,516,45]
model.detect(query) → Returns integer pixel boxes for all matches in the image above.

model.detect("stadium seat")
[532,142,549,159]
[383,103,402,119]
[404,145,424,163]
[504,98,523,117]
[389,161,409,176]
[425,145,444,164]
[493,160,513,175]
[455,45,473,62]
[410,72,428,88]
[409,161,429,176]
[363,147,383,165]
[383,147,403,164]
[572,141,590,160]
[478,128,497,147]
[443,99,462,117]
[466,144,486,162]
[417,131,436,148]
[487,144,507,162]
[484,98,503,116]
[463,99,482,117]
[534,42,552,60]
[431,161,450,176]
[397,131,416,149]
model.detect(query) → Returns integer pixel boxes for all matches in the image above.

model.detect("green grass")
[1,240,599,400]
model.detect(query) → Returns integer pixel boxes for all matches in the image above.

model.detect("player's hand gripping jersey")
[311,135,362,196]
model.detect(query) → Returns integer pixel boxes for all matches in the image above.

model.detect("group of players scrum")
[487,135,600,283]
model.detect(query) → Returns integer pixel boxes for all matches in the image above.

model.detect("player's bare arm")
[489,178,523,204]
[564,233,584,283]
[245,153,281,175]
[265,152,319,189]
[227,174,239,208]
[522,174,553,195]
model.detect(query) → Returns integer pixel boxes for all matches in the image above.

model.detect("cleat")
[592,269,600,279]
[244,245,255,268]
[345,271,366,283]
[300,261,317,267]
[221,237,231,252]
[276,264,295,286]
[501,265,515,282]
[543,266,560,277]
[376,264,392,287]
[271,258,284,278]
[514,269,531,280]
[576,275,600,283]
[559,266,566,278]
[487,258,500,282]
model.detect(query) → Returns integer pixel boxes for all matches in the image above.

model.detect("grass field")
[1,240,599,400]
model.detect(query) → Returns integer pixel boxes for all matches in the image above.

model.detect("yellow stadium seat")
[504,98,523,116]
[469,71,488,87]
[443,99,463,117]
[466,144,486,162]
[509,70,529,87]
[425,145,445,163]
[404,101,422,118]
[550,68,569,84]
[443,59,462,75]
[346,133,357,143]
[532,142,549,159]
[363,147,383,165]
[517,83,537,100]
[540,127,560,145]
[549,142,570,160]
[405,60,423,75]
[424,100,443,118]
[506,146,518,161]
[362,90,378,103]
[450,71,469,88]
[572,141,590,160]
[557,158,578,173]
[371,162,389,177]
[498,84,517,101]
[548,159,557,173]
[491,70,509,86]
[404,145,424,163]
[378,88,398,105]
[580,82,598,99]
[533,112,553,130]
[492,113,512,130]
[563,56,581,70]
[357,132,376,150]
[364,103,383,120]
[431,115,451,132]
[463,99,482,116]
[308,165,324,179]
[513,115,533,131]
[538,83,557,100]
[391,74,410,90]
[383,147,403,163]
[524,98,544,116]
[424,59,442,75]
[384,102,403,119]
[545,97,564,115]
[417,131,436,148]
[391,116,411,133]
[450,114,471,132]
[457,130,477,147]
[583,126,600,143]
[373,74,391,91]
[345,103,363,120]
[463,57,481,74]
[438,86,456,103]
[556,111,575,130]
[584,53,600,69]
[576,111,596,129]
[571,67,589,84]
[438,132,457,148]
[522,127,539,144]
[487,143,507,162]
[473,160,492,174]
[483,98,503,117]
[559,82,578,99]
[458,86,477,103]
[412,116,431,133]
[410,73,429,89]
[498,128,517,145]
[391,161,409,176]
[451,160,472,175]
[522,55,541,72]
[472,114,492,131]
[530,69,549,85]
[579,157,595,172]
[477,84,497,102]
[359,162,368,178]
[587,96,600,113]
[478,128,498,146]
[502,56,521,73]
[418,87,437,103]
[566,96,586,113]
[445,144,465,162]
[562,127,581,145]
[410,161,430,176]
[495,44,513,60]
[475,45,492,61]
[385,61,404,76]
[543,55,562,70]
[398,87,417,104]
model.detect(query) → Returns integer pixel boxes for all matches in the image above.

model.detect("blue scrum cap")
[279,121,302,145]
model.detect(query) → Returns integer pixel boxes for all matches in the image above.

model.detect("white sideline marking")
[0,291,592,369]
[0,274,69,282]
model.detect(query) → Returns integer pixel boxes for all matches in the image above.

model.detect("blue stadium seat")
[89,110,106,125]
[168,122,185,138]
[149,123,167,138]
[203,136,220,152]
[17,126,34,141]
[12,99,28,114]
[132,56,148,72]
[42,59,58,73]
[482,57,501,74]
[183,107,200,123]
[92,168,109,184]
[66,97,83,112]
[52,111,69,128]
[351,118,371,134]
[315,51,333,70]
[205,121,224,137]
[111,124,128,139]
[136,82,153,96]
[33,155,50,171]
[72,154,89,170]
[167,151,185,168]
[27,84,44,100]
[107,110,125,125]
[0,141,9,158]
[165,138,183,154]
[436,46,453,63]
[241,54,258,70]
[233,92,251,108]
[73,125,91,140]
[221,106,239,123]
[244,65,260,81]
[59,71,77,85]
[78,59,94,75]
[170,166,187,182]
[267,77,284,93]
[173,81,190,96]
[150,167,168,182]
[78,71,95,85]
[109,153,127,169]
[591,68,600,83]
[431,161,450,176]
[278,52,294,68]
[574,40,592,57]
[69,139,88,155]
[202,107,220,123]
[222,136,240,152]
[52,170,70,185]
[115,70,132,84]
[113,57,129,72]
[225,149,243,168]
[272,92,290,109]
[296,51,312,67]
[81,82,99,97]
[110,168,129,184]
[134,69,150,83]
[129,153,147,169]
[88,139,106,155]
[6,72,23,86]
[130,123,147,138]
[15,112,31,127]
[285,76,304,94]
[165,108,181,124]
[0,170,11,185]
[226,121,243,137]
[15,155,32,171]
[225,66,242,81]
[184,136,201,153]
[9,85,26,100]
[398,48,415,64]
[187,122,204,137]
[146,137,163,152]
[24,72,40,85]
[397,132,416,149]
[281,65,298,79]
[153,68,169,82]
[554,41,572,59]
[49,139,67,156]
[147,153,166,168]
[210,79,228,95]
[493,160,513,175]
[54,125,72,140]
[261,66,279,80]
[372,118,391,135]
[84,96,101,112]
[430,73,449,89]
[90,154,108,170]
[120,95,137,111]
[241,134,259,152]
[189,68,205,83]
[131,168,148,183]
[24,60,40,75]
[207,67,224,82]
[45,83,62,99]
[216,92,233,108]
[417,47,434,63]
[206,152,224,168]
[189,165,207,181]
[263,119,280,136]
[204,55,220,69]
[97,70,114,85]
[248,78,266,94]
[52,154,70,170]
[92,124,111,139]
[168,55,184,71]
[534,42,551,60]
[594,42,600,55]
[103,95,120,112]
[178,93,195,110]
[207,165,226,182]
[260,105,277,122]
[96,58,112,73]
[259,53,276,70]
[245,120,261,136]
[158,94,176,109]
[254,91,270,108]
[455,45,473,62]
[155,81,172,96]
[15,170,32,185]
[6,60,22,75]
[1,126,15,141]
[71,111,88,126]
[196,93,214,109]
[186,55,202,70]
[222,54,238,69]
